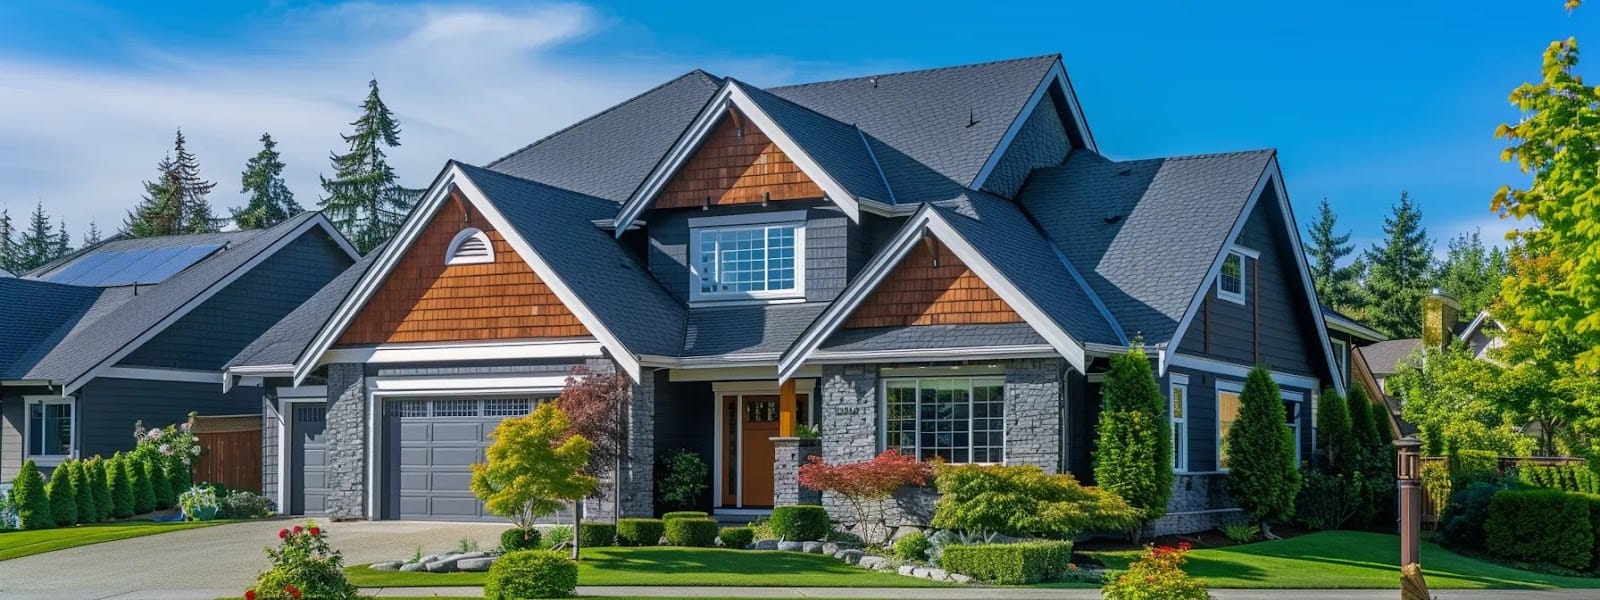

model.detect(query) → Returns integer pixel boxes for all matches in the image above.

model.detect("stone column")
[324,363,368,519]
[820,365,879,525]
[1004,359,1065,472]
[772,437,802,507]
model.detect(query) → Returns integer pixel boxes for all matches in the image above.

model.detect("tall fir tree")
[126,154,183,237]
[170,129,220,234]
[0,208,18,274]
[1092,345,1173,541]
[54,219,71,259]
[17,202,68,272]
[321,78,419,253]
[1436,231,1509,317]
[1362,192,1435,338]
[1306,197,1364,317]
[233,133,302,230]
[82,221,102,247]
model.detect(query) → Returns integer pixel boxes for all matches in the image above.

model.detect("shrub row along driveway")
[0,518,505,600]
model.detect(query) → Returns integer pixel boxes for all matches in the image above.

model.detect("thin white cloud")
[0,2,678,238]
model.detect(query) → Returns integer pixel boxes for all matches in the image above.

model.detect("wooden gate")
[190,414,262,492]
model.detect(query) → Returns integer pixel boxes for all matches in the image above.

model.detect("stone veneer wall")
[1145,473,1242,537]
[1003,359,1065,473]
[261,395,279,506]
[772,438,822,507]
[324,363,368,519]
[581,358,655,520]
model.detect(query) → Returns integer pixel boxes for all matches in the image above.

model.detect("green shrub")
[221,490,275,518]
[247,521,360,600]
[1092,346,1173,531]
[894,531,931,561]
[769,505,830,541]
[177,485,220,521]
[1484,489,1593,571]
[543,526,572,549]
[1102,543,1208,600]
[1316,387,1358,476]
[88,459,113,523]
[484,550,576,600]
[719,526,754,549]
[1450,450,1500,491]
[1294,470,1363,530]
[45,463,77,527]
[1225,366,1301,523]
[1221,522,1259,544]
[11,460,54,530]
[616,518,665,546]
[109,456,135,518]
[149,457,174,510]
[1438,482,1499,550]
[664,518,719,547]
[129,457,155,515]
[1519,464,1600,495]
[940,541,1074,584]
[500,527,542,552]
[931,464,1139,539]
[662,510,709,522]
[655,449,709,512]
[578,520,616,548]
[69,461,97,523]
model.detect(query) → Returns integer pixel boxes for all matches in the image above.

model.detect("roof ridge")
[767,54,1060,91]
[1078,148,1276,166]
[485,69,722,169]
[454,160,616,209]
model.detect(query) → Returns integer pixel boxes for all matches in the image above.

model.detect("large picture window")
[27,398,74,459]
[691,222,804,301]
[1216,381,1302,470]
[883,377,1004,464]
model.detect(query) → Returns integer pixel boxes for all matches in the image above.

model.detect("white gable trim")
[1160,157,1345,396]
[778,207,1086,381]
[614,82,861,236]
[64,215,353,395]
[970,60,1100,191]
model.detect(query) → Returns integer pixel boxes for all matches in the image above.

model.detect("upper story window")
[1216,249,1247,304]
[689,212,806,302]
[446,228,494,266]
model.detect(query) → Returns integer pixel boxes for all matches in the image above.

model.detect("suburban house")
[1348,293,1503,438]
[0,212,356,480]
[228,55,1343,534]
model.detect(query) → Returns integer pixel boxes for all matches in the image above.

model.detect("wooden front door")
[739,395,780,506]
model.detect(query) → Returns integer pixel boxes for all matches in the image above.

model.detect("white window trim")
[1215,381,1303,472]
[1170,374,1189,473]
[879,376,1007,466]
[689,219,807,303]
[24,396,76,465]
[1215,380,1242,472]
[444,228,494,266]
[1331,338,1350,387]
[1216,250,1247,305]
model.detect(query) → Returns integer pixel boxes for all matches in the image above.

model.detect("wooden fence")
[1419,455,1586,525]
[190,414,261,492]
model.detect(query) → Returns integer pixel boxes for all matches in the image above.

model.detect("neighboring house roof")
[0,278,107,379]
[16,212,352,392]
[1018,148,1276,344]
[225,249,381,374]
[27,230,263,286]
[1356,338,1421,378]
[1322,305,1386,342]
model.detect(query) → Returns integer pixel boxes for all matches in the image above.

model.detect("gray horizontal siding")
[1171,367,1314,473]
[120,230,353,371]
[77,378,262,460]
[647,201,851,305]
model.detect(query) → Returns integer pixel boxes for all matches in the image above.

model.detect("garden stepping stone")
[777,541,804,552]
[802,541,824,554]
[456,557,496,572]
[368,561,403,571]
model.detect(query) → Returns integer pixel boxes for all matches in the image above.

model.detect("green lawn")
[1068,530,1600,589]
[346,546,947,588]
[0,520,231,561]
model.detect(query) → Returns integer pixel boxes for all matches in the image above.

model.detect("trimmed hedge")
[1484,489,1594,571]
[578,521,616,548]
[1519,464,1600,495]
[484,550,576,600]
[941,541,1075,584]
[719,526,754,549]
[665,518,719,547]
[1438,482,1498,550]
[770,505,830,541]
[617,518,665,546]
[662,510,710,522]
[500,527,542,552]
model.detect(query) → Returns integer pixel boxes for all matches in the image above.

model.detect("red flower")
[278,529,289,539]
[308,526,320,537]
[1178,541,1192,552]
[293,525,304,535]
[285,584,301,599]
[244,590,256,600]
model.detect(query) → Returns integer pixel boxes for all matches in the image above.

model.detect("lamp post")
[1395,436,1423,567]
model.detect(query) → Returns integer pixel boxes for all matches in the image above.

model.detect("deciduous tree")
[553,365,632,523]
[798,450,932,545]
[470,402,595,559]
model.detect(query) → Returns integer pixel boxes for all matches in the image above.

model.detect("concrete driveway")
[0,518,507,600]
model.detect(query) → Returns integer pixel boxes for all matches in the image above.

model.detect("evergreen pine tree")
[130,457,155,515]
[1436,231,1509,317]
[234,133,302,230]
[170,129,220,234]
[1226,366,1302,526]
[11,460,54,530]
[127,155,183,237]
[53,219,71,260]
[1307,198,1364,316]
[88,459,113,523]
[1316,388,1357,476]
[1362,192,1435,338]
[82,221,102,247]
[0,208,18,274]
[321,78,420,253]
[69,461,96,524]
[17,202,60,272]
[1093,345,1173,540]
[109,455,135,518]
[45,463,77,527]
[1347,384,1383,462]
[149,457,173,510]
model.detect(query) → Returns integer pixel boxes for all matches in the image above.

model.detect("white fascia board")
[808,345,1059,364]
[276,385,328,399]
[98,366,222,385]
[614,82,861,235]
[1170,353,1322,392]
[638,353,781,368]
[66,214,341,396]
[451,170,643,381]
[323,339,604,366]
[970,60,1100,191]
[369,373,570,395]
[292,166,462,386]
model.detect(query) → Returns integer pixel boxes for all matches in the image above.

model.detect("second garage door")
[386,397,536,521]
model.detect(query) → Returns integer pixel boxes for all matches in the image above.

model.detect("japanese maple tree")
[553,365,633,522]
[798,450,932,545]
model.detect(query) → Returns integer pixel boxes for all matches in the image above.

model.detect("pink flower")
[180,422,191,431]
[160,445,172,456]
[148,429,163,440]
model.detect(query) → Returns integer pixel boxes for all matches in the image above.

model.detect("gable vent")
[445,228,495,265]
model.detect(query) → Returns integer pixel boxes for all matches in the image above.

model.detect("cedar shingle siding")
[844,238,1023,328]
[655,110,823,209]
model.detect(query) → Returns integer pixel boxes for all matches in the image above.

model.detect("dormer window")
[1216,250,1247,304]
[689,211,806,302]
[446,228,494,265]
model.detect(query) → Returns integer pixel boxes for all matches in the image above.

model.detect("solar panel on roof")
[134,244,221,283]
[40,243,223,287]
[45,252,114,285]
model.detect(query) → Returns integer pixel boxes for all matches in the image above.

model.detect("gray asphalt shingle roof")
[820,323,1047,353]
[736,81,894,204]
[682,303,828,357]
[0,278,107,379]
[1018,149,1276,344]
[1359,339,1422,377]
[226,249,380,370]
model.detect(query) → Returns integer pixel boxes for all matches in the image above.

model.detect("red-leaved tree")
[798,450,932,545]
[553,365,632,523]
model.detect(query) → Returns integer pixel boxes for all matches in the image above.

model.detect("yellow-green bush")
[940,541,1074,584]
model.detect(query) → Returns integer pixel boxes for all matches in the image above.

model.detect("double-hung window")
[1170,374,1188,472]
[26,397,74,462]
[883,377,1005,464]
[689,213,805,302]
[1217,250,1247,304]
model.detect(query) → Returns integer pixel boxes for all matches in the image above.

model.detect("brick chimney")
[1421,289,1461,350]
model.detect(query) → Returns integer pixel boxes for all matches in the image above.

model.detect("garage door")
[290,404,328,515]
[387,397,536,521]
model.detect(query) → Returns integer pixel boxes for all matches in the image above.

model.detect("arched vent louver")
[445,228,494,265]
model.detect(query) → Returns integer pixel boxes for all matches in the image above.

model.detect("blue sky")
[0,1,1590,256]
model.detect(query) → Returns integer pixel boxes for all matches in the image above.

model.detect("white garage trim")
[276,389,326,517]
